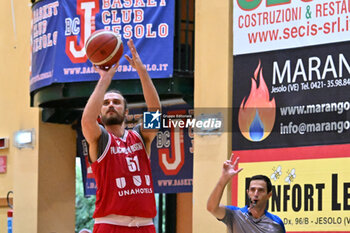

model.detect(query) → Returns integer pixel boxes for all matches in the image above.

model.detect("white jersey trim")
[112,130,129,142]
[121,130,129,142]
[132,130,149,157]
[97,133,111,163]
[94,214,154,227]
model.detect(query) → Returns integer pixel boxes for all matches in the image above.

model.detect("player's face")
[247,180,272,207]
[101,93,127,125]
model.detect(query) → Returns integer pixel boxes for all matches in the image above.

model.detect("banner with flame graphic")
[233,41,350,150]
[232,33,350,232]
[232,2,350,232]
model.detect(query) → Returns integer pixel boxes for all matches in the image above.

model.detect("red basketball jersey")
[91,129,156,218]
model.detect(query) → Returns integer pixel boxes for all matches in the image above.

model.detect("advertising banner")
[232,145,350,232]
[76,126,97,196]
[232,42,350,150]
[233,0,350,55]
[149,108,194,193]
[31,0,174,92]
[233,1,350,232]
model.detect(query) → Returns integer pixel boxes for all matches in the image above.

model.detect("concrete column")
[13,119,76,233]
[37,121,76,233]
[177,193,193,233]
[193,0,233,233]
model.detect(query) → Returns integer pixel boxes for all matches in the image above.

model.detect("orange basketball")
[85,29,123,70]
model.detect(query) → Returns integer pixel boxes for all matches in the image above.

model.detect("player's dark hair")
[248,175,272,193]
[105,89,128,110]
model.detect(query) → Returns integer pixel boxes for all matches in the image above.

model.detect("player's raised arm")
[207,154,243,219]
[81,64,118,162]
[124,39,161,112]
[124,39,161,150]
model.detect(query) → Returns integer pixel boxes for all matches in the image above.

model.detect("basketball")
[85,29,123,70]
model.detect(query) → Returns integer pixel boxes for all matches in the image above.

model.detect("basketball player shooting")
[81,39,161,233]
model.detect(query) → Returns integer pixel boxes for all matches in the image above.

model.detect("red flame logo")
[238,61,276,142]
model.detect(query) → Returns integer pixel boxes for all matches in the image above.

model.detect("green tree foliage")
[75,159,95,233]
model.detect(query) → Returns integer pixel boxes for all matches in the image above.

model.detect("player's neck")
[249,204,266,219]
[106,123,126,138]
[250,209,265,219]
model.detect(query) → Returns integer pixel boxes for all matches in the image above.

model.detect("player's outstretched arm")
[207,154,243,219]
[81,64,118,162]
[124,39,161,151]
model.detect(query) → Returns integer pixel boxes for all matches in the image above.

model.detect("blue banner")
[149,107,194,193]
[31,0,174,92]
[76,127,97,196]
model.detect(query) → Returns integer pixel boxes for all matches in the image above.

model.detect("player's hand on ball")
[85,30,123,70]
[93,62,119,81]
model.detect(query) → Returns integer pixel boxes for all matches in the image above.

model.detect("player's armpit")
[81,121,102,163]
[81,119,101,142]
[87,140,99,163]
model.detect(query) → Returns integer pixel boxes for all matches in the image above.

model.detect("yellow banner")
[237,158,350,231]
